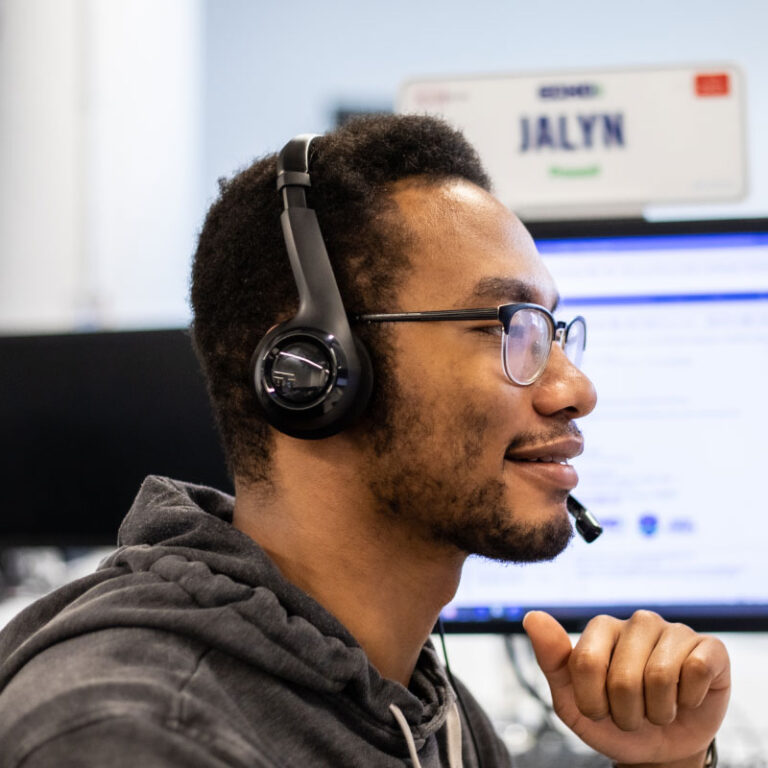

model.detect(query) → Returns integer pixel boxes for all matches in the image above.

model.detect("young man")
[0,116,728,767]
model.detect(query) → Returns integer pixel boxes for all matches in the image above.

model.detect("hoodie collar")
[109,475,456,748]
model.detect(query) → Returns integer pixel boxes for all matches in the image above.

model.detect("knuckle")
[569,648,605,677]
[629,609,662,626]
[644,662,676,689]
[607,669,640,697]
[666,621,693,637]
[683,653,712,680]
[586,613,620,630]
[704,635,728,656]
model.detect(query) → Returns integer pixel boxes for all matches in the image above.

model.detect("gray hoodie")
[0,476,512,767]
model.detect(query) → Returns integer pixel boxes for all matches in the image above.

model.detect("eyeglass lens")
[503,309,585,385]
[563,317,586,369]
[503,308,552,384]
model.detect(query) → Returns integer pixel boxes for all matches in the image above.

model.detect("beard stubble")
[364,378,574,564]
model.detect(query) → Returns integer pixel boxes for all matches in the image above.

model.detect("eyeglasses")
[354,303,586,386]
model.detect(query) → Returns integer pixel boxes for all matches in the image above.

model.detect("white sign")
[398,65,746,217]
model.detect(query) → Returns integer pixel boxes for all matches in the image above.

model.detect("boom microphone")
[567,495,603,543]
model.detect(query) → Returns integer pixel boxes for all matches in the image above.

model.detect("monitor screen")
[3,221,767,631]
[442,218,768,633]
[0,329,232,546]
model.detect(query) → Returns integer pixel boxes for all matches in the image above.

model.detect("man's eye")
[474,325,503,337]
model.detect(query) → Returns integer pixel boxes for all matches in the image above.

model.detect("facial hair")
[364,379,574,564]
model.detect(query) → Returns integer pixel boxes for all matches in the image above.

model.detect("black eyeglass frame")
[353,302,587,386]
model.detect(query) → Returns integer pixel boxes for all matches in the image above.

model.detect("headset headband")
[249,134,372,439]
[275,135,358,357]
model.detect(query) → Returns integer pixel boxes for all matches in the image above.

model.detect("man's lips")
[503,436,583,490]
[504,435,584,463]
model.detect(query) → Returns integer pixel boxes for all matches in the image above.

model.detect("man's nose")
[532,343,597,418]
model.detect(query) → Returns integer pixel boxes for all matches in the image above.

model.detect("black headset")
[250,134,374,439]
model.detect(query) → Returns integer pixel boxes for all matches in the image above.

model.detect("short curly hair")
[190,114,491,484]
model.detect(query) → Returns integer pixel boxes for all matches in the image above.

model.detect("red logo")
[695,73,730,97]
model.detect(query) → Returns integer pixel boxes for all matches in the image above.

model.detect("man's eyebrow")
[462,277,560,312]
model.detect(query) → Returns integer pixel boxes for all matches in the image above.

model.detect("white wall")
[86,0,203,328]
[0,0,84,330]
[0,0,202,333]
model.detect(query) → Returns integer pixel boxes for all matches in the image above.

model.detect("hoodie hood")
[0,476,457,757]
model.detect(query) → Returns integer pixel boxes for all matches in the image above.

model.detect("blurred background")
[1,1,767,765]
[2,0,768,332]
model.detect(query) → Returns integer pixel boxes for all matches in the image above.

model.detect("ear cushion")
[251,326,374,439]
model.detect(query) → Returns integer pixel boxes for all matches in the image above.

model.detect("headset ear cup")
[251,326,374,439]
[252,134,376,439]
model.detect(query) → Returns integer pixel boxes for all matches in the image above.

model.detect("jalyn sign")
[398,65,745,218]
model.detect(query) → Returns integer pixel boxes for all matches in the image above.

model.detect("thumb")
[522,610,573,693]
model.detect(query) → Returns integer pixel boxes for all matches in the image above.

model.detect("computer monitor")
[0,329,231,546]
[3,220,768,632]
[442,218,768,633]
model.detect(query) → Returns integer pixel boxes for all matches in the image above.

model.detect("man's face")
[363,179,597,563]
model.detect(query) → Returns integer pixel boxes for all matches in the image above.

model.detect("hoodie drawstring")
[444,700,463,768]
[389,702,463,768]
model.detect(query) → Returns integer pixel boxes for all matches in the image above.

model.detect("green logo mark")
[548,165,602,178]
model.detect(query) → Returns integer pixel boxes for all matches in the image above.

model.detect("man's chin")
[431,500,575,564]
[474,517,574,564]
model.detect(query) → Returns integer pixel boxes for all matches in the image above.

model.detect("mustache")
[505,422,583,453]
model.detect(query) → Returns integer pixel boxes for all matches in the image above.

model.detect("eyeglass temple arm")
[354,308,500,322]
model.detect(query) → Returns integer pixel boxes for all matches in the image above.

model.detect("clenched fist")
[523,610,730,767]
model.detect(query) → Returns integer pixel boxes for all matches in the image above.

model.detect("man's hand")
[522,610,730,767]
